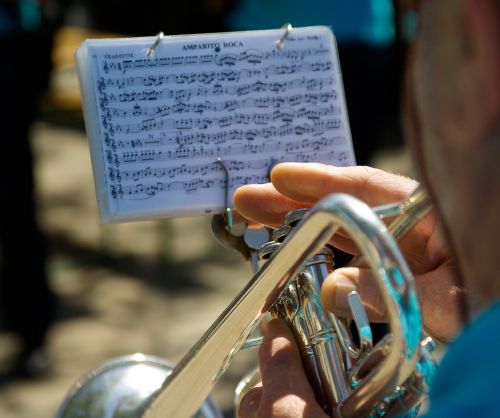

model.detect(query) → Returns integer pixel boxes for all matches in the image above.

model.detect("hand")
[238,318,329,418]
[234,163,465,342]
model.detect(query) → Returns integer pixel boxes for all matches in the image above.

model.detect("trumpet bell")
[56,354,222,418]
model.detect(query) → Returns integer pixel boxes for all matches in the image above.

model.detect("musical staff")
[111,136,343,166]
[110,151,346,183]
[114,107,340,134]
[102,47,331,74]
[98,61,333,91]
[110,120,344,150]
[110,174,270,199]
[106,92,337,118]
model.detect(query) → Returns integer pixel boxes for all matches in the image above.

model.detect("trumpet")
[57,188,437,418]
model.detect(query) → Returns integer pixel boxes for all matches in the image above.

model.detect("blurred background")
[0,1,416,417]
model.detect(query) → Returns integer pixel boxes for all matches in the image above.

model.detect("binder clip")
[276,23,292,50]
[147,31,165,58]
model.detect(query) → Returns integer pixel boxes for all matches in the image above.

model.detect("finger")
[321,267,386,321]
[321,264,464,342]
[238,384,263,418]
[271,163,417,205]
[257,319,329,418]
[328,233,361,256]
[232,209,263,228]
[234,184,362,255]
[259,319,315,393]
[234,183,308,227]
[416,260,465,341]
[234,163,418,237]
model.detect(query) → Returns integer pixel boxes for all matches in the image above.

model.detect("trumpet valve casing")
[258,209,351,413]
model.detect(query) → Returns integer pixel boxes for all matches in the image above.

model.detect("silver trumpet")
[57,188,437,418]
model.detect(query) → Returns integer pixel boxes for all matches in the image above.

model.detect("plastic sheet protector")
[76,26,355,222]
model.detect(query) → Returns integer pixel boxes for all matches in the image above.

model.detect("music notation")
[101,48,331,74]
[109,137,344,166]
[105,92,336,115]
[112,107,340,135]
[110,151,346,183]
[98,61,333,90]
[108,120,344,150]
[110,174,270,199]
[79,26,355,221]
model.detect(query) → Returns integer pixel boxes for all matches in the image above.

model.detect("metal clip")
[267,158,278,181]
[276,23,292,50]
[215,158,233,228]
[147,31,165,58]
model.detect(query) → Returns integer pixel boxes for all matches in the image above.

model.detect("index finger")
[234,182,308,226]
[271,163,417,205]
[234,163,418,227]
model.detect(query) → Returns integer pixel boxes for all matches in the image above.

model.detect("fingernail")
[334,274,357,313]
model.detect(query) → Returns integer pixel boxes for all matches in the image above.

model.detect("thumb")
[255,318,329,418]
[321,264,465,342]
[321,267,386,322]
[237,384,263,418]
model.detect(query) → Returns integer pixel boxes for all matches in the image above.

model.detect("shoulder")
[424,302,500,417]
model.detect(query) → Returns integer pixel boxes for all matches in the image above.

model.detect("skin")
[235,164,462,342]
[235,1,500,417]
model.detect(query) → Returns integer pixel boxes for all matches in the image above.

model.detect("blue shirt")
[424,301,500,416]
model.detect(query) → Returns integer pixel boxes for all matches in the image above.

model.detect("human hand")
[234,163,465,342]
[237,318,330,418]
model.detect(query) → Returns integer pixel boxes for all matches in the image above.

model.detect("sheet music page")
[79,26,355,222]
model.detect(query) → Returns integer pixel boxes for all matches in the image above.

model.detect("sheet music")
[77,27,355,222]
